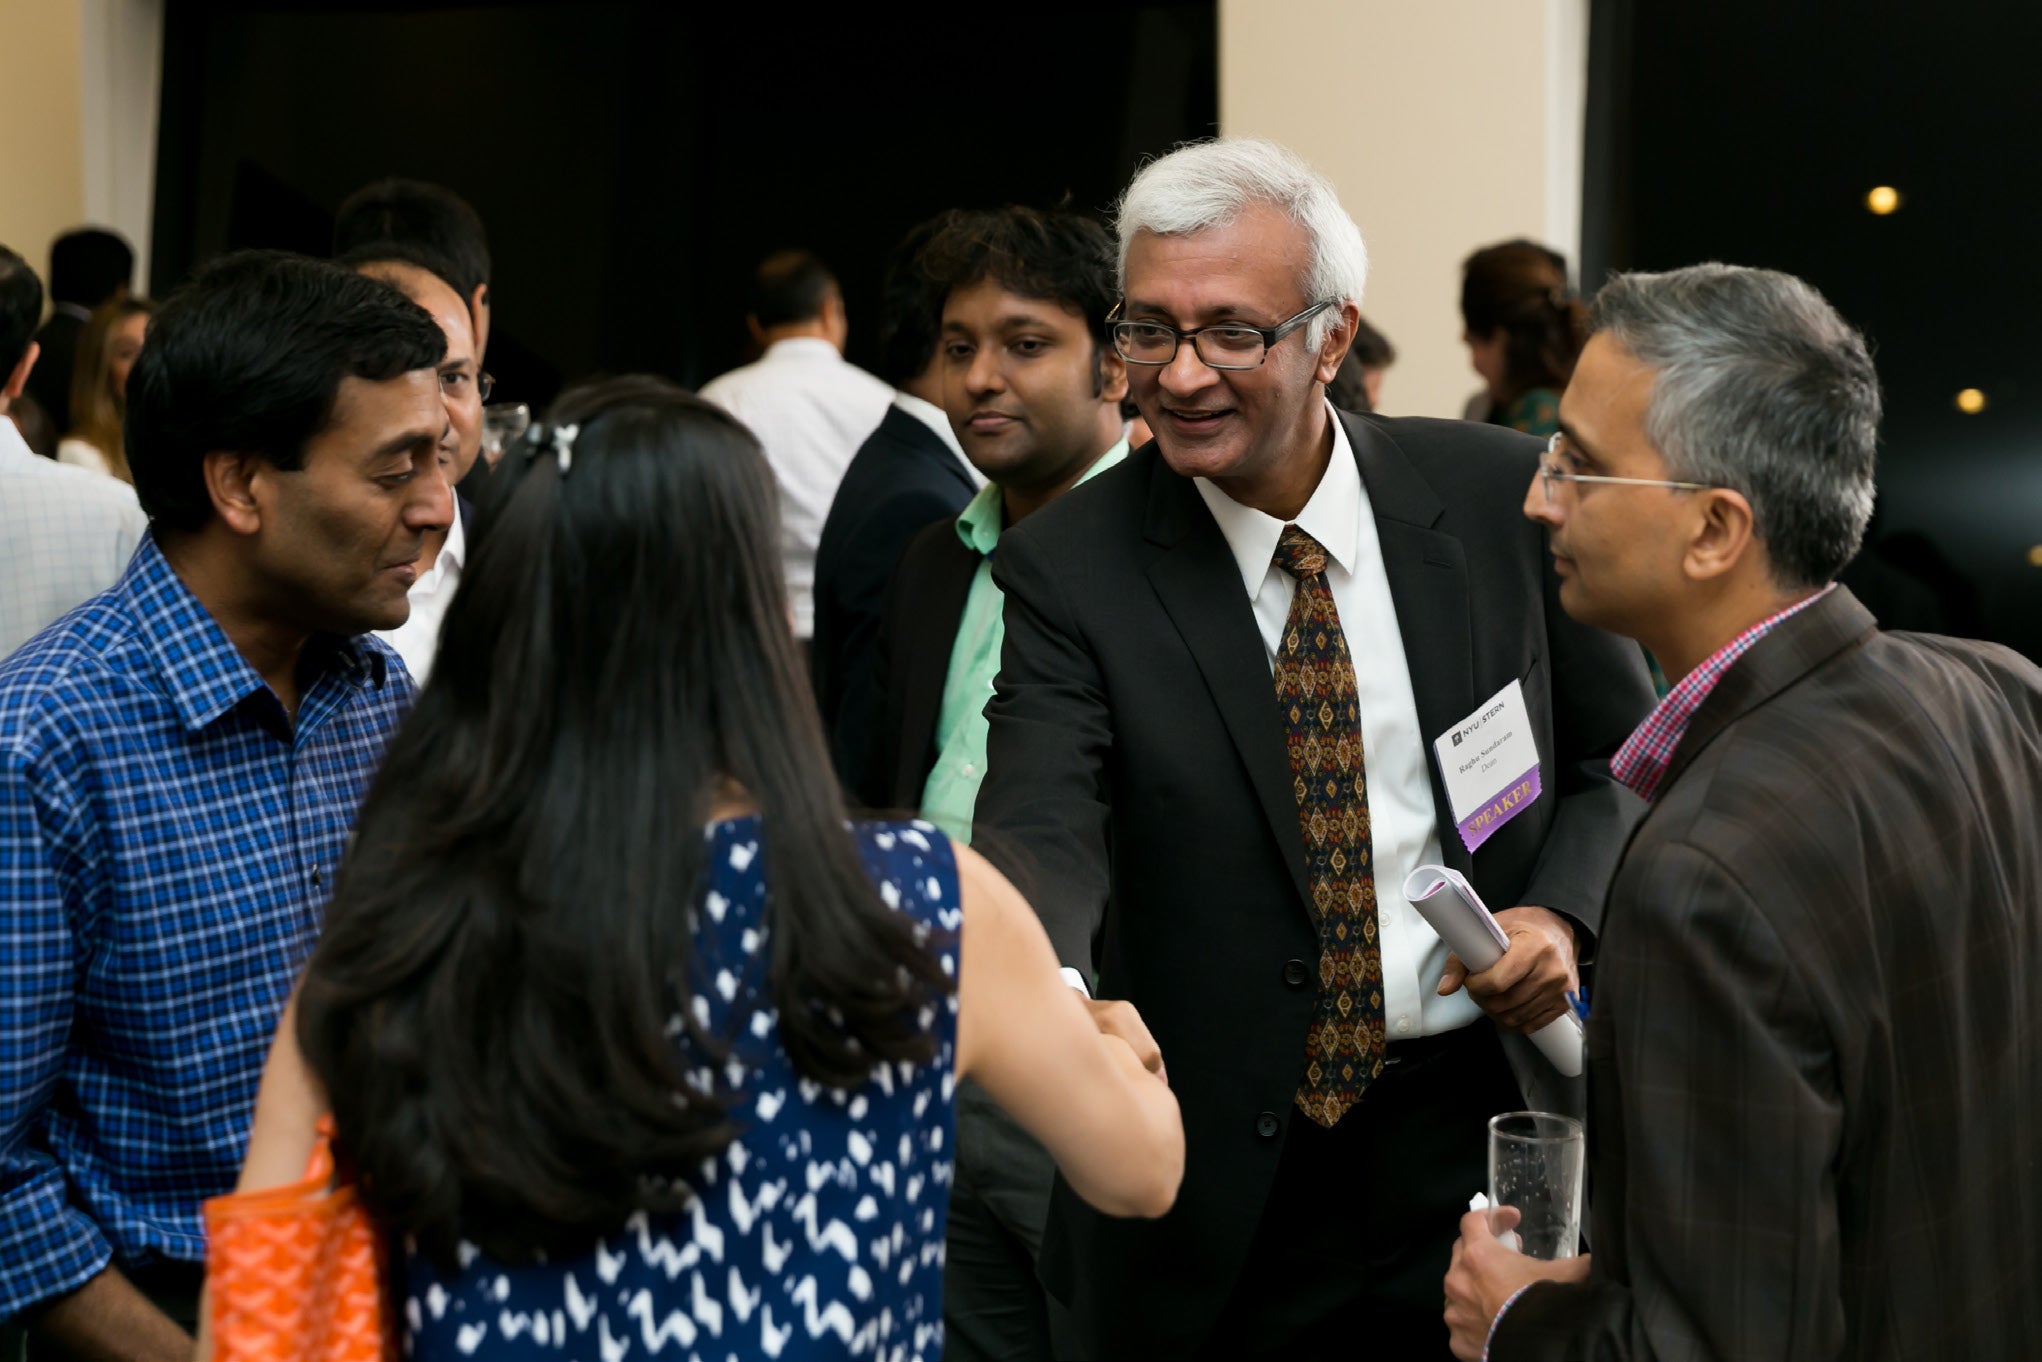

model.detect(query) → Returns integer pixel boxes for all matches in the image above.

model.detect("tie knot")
[1274,525,1329,579]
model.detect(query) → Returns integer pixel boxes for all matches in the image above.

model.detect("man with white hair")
[972,138,1656,1358]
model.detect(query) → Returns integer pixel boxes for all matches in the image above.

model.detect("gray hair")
[1590,264,1880,588]
[1115,137,1368,350]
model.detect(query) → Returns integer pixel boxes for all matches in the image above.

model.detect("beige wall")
[1220,0,1588,419]
[0,0,87,307]
[0,0,162,307]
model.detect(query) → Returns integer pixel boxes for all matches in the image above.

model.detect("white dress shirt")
[374,504,466,687]
[55,438,115,478]
[0,415,148,658]
[889,390,986,489]
[1192,404,1479,1038]
[699,338,893,638]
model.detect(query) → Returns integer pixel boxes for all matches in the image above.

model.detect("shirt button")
[962,763,976,777]
[1255,1111,1281,1140]
[1395,1016,1412,1035]
[1282,959,1309,989]
[310,867,323,889]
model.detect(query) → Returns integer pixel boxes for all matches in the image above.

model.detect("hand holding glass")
[1487,1110,1584,1259]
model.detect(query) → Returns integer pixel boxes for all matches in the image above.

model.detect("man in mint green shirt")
[855,205,1130,1361]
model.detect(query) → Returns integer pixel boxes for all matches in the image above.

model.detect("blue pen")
[1566,988,1590,1023]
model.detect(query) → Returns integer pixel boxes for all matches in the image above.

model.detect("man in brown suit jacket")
[1445,263,2042,1361]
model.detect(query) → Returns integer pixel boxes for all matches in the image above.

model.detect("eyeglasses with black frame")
[1108,299,1336,371]
[1536,431,1714,502]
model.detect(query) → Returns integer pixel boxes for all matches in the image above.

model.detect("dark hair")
[1461,239,1588,401]
[333,238,464,297]
[874,216,955,386]
[125,251,445,532]
[1325,314,1395,412]
[48,228,133,308]
[919,205,1117,392]
[748,250,838,328]
[333,179,490,301]
[0,243,43,376]
[296,376,954,1266]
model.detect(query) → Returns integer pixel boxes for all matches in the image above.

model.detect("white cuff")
[1060,967,1091,997]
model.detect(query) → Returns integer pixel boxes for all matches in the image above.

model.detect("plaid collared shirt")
[1609,586,1835,802]
[0,534,411,1317]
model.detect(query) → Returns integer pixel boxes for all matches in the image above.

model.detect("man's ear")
[203,450,269,537]
[468,283,491,361]
[1099,349,1129,405]
[1314,302,1360,385]
[1683,487,1759,584]
[4,340,40,401]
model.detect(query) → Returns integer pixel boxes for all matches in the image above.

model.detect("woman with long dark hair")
[214,377,1182,1359]
[1459,239,1586,437]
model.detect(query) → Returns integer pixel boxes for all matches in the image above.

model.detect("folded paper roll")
[1403,865,1584,1077]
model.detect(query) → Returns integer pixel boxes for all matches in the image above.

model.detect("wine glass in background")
[481,401,531,468]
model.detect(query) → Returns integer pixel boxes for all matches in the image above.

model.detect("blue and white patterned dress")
[401,817,963,1361]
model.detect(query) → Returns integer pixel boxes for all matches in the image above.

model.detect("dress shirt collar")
[0,410,36,464]
[1610,583,1836,801]
[121,534,387,733]
[955,439,1130,558]
[891,390,964,458]
[417,500,467,594]
[761,336,842,364]
[1194,401,1364,591]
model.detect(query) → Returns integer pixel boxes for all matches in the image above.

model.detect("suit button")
[1282,959,1309,989]
[1255,1111,1280,1140]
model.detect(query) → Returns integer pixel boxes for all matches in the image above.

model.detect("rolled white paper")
[1403,865,1584,1077]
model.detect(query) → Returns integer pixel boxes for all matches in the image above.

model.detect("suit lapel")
[1345,413,1478,877]
[1140,462,1312,910]
[1661,586,1877,793]
[894,534,983,804]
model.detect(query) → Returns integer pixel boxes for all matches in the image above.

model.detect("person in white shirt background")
[698,250,893,644]
[55,298,152,483]
[342,242,484,686]
[0,243,149,659]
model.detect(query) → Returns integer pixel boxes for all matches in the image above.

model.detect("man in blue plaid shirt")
[0,252,450,1358]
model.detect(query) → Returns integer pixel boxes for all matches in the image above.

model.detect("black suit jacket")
[813,403,977,786]
[26,311,85,435]
[854,516,983,811]
[1494,588,2042,1362]
[973,411,1655,1356]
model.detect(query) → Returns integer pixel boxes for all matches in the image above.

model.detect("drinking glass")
[1487,1110,1584,1259]
[481,402,532,467]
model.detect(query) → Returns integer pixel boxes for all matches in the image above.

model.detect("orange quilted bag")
[203,1115,396,1361]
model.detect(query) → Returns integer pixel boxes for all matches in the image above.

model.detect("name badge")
[1432,679,1542,853]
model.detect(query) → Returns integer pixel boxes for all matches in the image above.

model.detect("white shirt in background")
[0,416,148,659]
[698,338,892,638]
[375,504,467,687]
[1192,403,1476,1039]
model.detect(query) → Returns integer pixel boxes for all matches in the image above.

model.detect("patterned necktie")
[1272,524,1387,1128]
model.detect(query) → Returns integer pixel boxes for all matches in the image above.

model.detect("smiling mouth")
[1163,406,1233,427]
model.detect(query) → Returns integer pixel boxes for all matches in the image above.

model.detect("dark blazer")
[26,310,85,435]
[854,516,982,811]
[1494,588,2042,1362]
[973,411,1655,1356]
[813,404,977,785]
